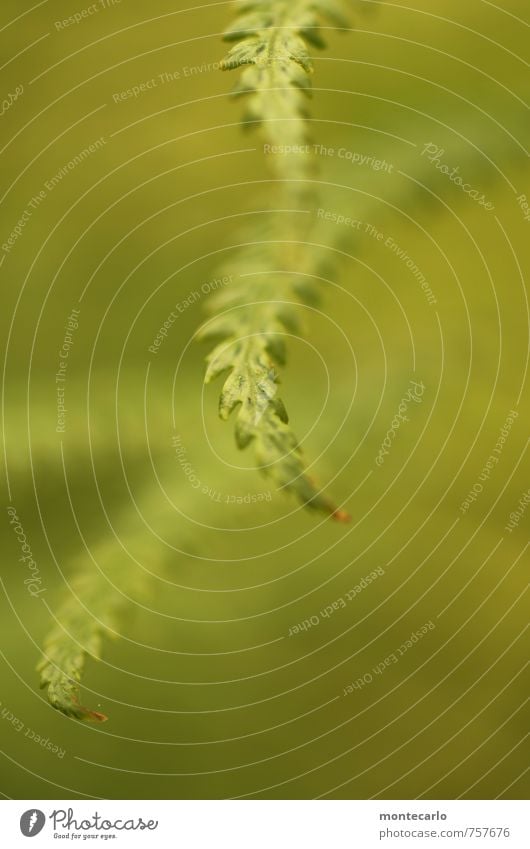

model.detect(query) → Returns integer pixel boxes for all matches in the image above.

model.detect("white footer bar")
[1,799,527,848]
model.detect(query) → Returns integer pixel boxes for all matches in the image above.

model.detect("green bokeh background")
[1,0,528,799]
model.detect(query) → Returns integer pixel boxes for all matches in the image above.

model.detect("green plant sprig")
[198,213,350,520]
[38,575,120,723]
[221,0,352,176]
[38,533,155,722]
[202,0,356,519]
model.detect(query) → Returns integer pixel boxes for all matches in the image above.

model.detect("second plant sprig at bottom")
[197,213,350,521]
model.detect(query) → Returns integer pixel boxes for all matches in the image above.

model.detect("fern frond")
[201,1,357,519]
[38,535,152,722]
[221,0,352,168]
[38,580,119,722]
[198,215,350,520]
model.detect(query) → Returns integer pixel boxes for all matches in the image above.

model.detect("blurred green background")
[0,0,528,799]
